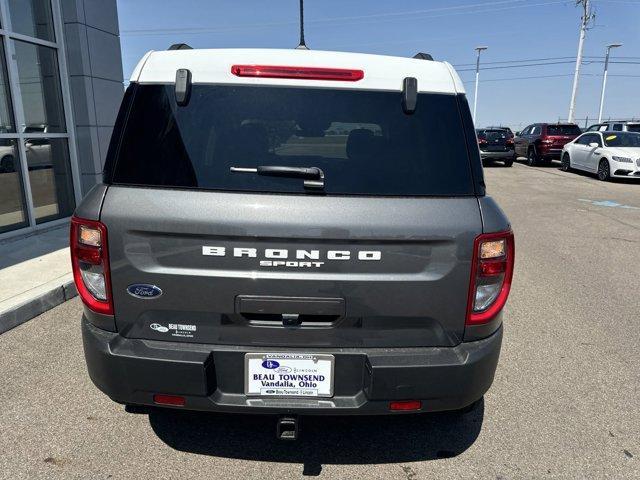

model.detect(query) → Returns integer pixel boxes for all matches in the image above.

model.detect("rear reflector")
[231,64,364,81]
[153,394,186,407]
[389,400,422,411]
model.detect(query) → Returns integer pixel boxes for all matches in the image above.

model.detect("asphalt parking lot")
[1,161,638,479]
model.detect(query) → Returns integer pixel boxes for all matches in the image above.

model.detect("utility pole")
[597,43,622,123]
[568,0,595,123]
[473,46,488,124]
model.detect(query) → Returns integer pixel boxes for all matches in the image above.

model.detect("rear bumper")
[480,150,514,160]
[82,317,502,415]
[537,146,563,158]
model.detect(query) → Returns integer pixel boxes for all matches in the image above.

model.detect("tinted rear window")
[626,124,640,133]
[111,84,474,196]
[603,132,640,147]
[547,125,581,136]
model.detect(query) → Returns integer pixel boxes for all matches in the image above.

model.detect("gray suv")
[71,48,514,439]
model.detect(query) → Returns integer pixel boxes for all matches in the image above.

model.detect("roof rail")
[168,43,193,51]
[413,52,433,61]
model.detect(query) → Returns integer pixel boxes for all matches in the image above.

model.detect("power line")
[453,56,577,67]
[461,73,574,83]
[453,55,640,67]
[120,0,567,36]
[460,72,640,83]
[456,59,640,72]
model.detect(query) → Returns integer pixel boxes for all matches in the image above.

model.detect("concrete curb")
[0,281,78,335]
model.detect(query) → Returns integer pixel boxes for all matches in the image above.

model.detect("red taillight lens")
[70,217,113,315]
[506,138,514,145]
[231,64,364,81]
[466,231,515,325]
[153,394,186,406]
[389,400,422,411]
[478,138,487,145]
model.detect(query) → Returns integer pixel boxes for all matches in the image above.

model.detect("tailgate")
[547,135,576,147]
[101,187,482,348]
[482,131,510,151]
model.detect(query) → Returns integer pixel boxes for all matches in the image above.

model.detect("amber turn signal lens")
[79,225,102,247]
[480,239,505,259]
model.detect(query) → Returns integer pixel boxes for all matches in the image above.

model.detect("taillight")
[70,217,113,315]
[506,138,514,145]
[231,64,364,81]
[478,138,487,145]
[466,230,515,325]
[540,138,554,144]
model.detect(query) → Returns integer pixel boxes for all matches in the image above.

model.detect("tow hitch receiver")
[276,416,299,441]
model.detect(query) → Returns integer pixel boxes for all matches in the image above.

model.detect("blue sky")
[116,0,640,129]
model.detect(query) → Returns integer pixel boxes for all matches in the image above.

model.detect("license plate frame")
[244,353,335,398]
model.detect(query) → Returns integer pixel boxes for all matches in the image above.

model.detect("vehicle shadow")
[146,400,484,475]
[563,166,640,184]
[514,157,561,168]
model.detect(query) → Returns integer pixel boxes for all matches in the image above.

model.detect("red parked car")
[513,123,582,166]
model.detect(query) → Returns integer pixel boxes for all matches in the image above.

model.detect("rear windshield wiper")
[230,165,325,190]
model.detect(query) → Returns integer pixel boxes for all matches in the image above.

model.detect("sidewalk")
[0,225,77,334]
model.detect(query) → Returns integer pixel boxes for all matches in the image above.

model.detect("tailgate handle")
[235,295,345,317]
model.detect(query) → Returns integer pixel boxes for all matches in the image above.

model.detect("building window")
[7,0,56,42]
[13,40,66,133]
[25,137,75,223]
[0,42,14,133]
[0,139,28,233]
[0,0,78,237]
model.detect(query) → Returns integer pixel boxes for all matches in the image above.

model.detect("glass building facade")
[0,0,122,238]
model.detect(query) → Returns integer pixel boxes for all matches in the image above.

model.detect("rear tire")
[504,156,514,167]
[561,153,571,172]
[527,148,538,167]
[597,159,611,181]
[0,155,14,173]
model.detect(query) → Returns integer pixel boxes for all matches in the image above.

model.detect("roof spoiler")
[413,52,433,61]
[168,43,193,51]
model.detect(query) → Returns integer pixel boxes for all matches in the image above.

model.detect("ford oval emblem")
[262,360,280,369]
[127,284,162,299]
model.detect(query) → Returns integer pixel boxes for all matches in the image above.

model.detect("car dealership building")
[0,0,123,239]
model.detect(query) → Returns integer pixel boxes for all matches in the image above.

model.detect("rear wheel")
[561,153,571,172]
[0,155,14,173]
[504,154,514,167]
[527,148,538,167]
[597,159,611,181]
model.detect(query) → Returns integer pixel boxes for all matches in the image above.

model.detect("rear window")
[110,84,475,196]
[603,132,640,147]
[547,125,581,136]
[626,124,640,133]
[478,129,508,140]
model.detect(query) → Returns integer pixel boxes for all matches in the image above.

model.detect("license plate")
[245,353,334,397]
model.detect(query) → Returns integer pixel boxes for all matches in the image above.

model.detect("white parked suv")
[586,121,640,133]
[561,131,640,181]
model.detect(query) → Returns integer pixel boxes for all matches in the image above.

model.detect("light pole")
[568,0,594,123]
[597,43,622,123]
[472,46,488,124]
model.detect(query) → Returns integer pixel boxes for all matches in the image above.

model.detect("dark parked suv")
[476,127,515,167]
[514,123,582,166]
[72,48,514,439]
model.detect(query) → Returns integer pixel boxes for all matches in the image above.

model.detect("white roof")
[131,48,465,95]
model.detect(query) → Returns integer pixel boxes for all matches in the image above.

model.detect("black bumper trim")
[82,317,502,414]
